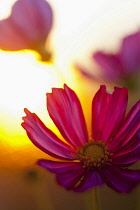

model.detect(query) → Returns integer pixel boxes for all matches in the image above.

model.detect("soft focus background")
[0,0,140,209]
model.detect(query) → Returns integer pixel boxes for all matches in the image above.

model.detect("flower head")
[0,0,53,61]
[76,30,140,89]
[22,85,140,193]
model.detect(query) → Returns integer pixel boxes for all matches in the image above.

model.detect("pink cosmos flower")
[0,0,53,61]
[76,30,140,87]
[22,85,140,193]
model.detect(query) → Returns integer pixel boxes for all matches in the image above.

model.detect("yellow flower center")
[77,140,111,169]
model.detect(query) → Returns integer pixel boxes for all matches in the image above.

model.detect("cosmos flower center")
[77,140,111,168]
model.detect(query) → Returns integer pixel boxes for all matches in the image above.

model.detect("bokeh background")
[0,0,140,209]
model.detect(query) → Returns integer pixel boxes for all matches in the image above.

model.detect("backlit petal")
[113,130,139,153]
[110,100,140,152]
[92,85,128,143]
[112,146,140,166]
[47,84,89,147]
[22,108,76,160]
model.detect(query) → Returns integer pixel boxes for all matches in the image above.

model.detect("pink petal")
[38,160,86,190]
[73,170,104,192]
[0,0,53,51]
[47,84,89,148]
[101,165,140,193]
[75,63,100,81]
[109,100,140,152]
[119,30,140,73]
[38,159,103,192]
[11,0,53,43]
[22,108,76,161]
[113,131,140,158]
[112,145,140,166]
[111,131,140,167]
[0,19,28,51]
[92,85,128,143]
[37,159,83,174]
[93,51,123,80]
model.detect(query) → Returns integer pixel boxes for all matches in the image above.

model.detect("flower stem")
[92,187,100,210]
[84,187,101,210]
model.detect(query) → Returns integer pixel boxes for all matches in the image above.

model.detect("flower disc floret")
[77,140,112,169]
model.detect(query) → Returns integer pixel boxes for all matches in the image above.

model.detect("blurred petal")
[75,63,100,82]
[22,108,76,161]
[119,31,140,73]
[93,52,123,80]
[0,0,53,52]
[47,84,89,148]
[101,166,140,193]
[11,0,53,43]
[0,18,28,51]
[92,85,128,143]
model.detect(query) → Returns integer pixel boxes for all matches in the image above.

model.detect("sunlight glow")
[0,50,64,149]
[0,50,65,169]
[0,0,14,18]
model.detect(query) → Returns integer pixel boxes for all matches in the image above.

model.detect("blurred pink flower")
[0,0,53,61]
[22,85,140,193]
[76,30,140,88]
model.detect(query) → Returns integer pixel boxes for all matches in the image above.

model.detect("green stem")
[92,187,100,210]
[84,187,100,210]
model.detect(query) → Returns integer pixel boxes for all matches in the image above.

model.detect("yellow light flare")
[0,50,65,169]
[0,50,64,138]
